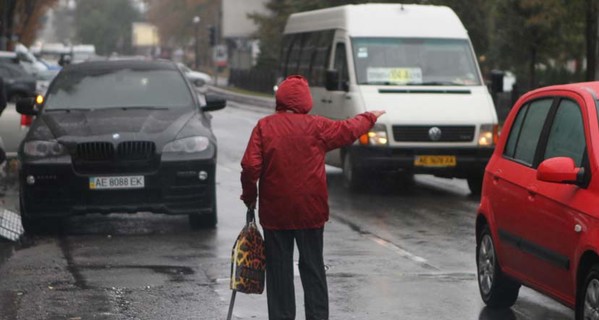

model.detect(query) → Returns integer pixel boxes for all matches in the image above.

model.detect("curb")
[208,86,275,109]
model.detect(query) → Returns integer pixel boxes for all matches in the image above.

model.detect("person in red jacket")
[240,75,384,320]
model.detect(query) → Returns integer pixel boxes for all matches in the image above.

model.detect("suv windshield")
[44,68,193,110]
[352,38,481,86]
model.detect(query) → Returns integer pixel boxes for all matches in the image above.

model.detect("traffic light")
[208,25,216,46]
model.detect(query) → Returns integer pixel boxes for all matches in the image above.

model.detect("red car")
[476,81,599,319]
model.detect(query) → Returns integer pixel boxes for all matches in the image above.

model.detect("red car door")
[518,94,590,304]
[490,97,554,278]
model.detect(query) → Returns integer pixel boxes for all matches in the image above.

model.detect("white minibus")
[280,3,498,194]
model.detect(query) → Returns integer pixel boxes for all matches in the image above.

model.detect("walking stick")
[226,289,237,320]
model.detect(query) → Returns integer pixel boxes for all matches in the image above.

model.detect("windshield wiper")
[406,81,464,86]
[44,108,92,112]
[114,106,169,110]
[363,81,394,85]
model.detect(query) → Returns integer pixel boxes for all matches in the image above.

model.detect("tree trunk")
[529,46,537,89]
[586,0,598,81]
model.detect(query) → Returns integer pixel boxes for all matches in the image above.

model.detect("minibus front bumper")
[348,146,494,178]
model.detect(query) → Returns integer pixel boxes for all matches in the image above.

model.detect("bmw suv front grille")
[76,142,114,161]
[117,141,156,161]
[74,141,158,174]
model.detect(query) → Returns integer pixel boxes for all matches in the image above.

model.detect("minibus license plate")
[414,155,456,167]
[89,176,145,190]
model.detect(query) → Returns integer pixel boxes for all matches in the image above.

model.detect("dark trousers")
[263,228,329,320]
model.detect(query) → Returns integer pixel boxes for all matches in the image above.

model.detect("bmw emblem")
[428,127,442,141]
[113,133,120,140]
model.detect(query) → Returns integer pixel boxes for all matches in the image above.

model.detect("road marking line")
[367,235,440,270]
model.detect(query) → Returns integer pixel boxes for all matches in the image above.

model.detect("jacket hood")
[275,75,312,114]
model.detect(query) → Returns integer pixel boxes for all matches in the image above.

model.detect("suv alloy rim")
[584,278,599,319]
[478,234,495,295]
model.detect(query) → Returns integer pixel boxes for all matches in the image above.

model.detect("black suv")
[16,60,226,233]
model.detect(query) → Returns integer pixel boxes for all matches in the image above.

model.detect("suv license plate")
[89,176,145,190]
[414,155,456,167]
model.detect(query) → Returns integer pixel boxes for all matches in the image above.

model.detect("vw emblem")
[428,127,442,141]
[112,133,120,140]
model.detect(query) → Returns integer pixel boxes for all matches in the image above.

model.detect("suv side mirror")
[325,70,340,91]
[202,94,226,112]
[537,157,584,185]
[16,97,38,115]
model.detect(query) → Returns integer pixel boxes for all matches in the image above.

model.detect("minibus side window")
[334,43,348,88]
[299,32,317,82]
[286,34,305,75]
[312,30,334,86]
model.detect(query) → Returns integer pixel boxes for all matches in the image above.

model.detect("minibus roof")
[284,4,468,39]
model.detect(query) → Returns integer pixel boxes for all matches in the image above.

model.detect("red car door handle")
[527,185,537,200]
[492,169,502,184]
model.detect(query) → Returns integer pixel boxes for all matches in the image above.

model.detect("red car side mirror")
[537,157,583,185]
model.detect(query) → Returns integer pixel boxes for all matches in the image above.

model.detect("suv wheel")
[477,225,520,307]
[577,264,599,320]
[20,203,62,235]
[189,193,217,229]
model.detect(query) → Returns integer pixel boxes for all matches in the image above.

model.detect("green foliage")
[74,0,141,55]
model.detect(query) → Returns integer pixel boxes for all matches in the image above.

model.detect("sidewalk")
[0,163,20,267]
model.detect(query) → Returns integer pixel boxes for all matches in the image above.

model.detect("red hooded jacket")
[240,75,377,230]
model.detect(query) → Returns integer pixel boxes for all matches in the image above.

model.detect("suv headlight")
[478,124,498,147]
[163,136,210,153]
[23,140,67,157]
[359,124,388,146]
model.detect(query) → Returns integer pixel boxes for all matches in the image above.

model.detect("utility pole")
[193,16,200,69]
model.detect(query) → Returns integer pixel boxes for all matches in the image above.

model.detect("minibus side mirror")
[325,70,340,91]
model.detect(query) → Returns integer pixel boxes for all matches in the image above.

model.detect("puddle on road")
[80,265,195,289]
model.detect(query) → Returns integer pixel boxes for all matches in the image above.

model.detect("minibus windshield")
[352,38,481,86]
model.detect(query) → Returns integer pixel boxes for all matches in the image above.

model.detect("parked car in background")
[0,102,29,159]
[476,81,599,319]
[0,62,37,102]
[177,63,213,93]
[35,68,60,96]
[71,44,97,63]
[16,59,226,233]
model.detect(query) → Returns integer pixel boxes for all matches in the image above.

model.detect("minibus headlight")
[478,124,498,147]
[359,124,388,146]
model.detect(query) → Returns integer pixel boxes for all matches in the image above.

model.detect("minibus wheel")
[343,152,366,191]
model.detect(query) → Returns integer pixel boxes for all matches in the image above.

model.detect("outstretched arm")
[319,110,385,151]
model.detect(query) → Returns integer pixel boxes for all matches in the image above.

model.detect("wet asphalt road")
[0,99,575,319]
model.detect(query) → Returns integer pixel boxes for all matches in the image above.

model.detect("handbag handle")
[246,208,255,226]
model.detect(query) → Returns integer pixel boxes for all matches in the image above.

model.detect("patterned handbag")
[230,208,266,294]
